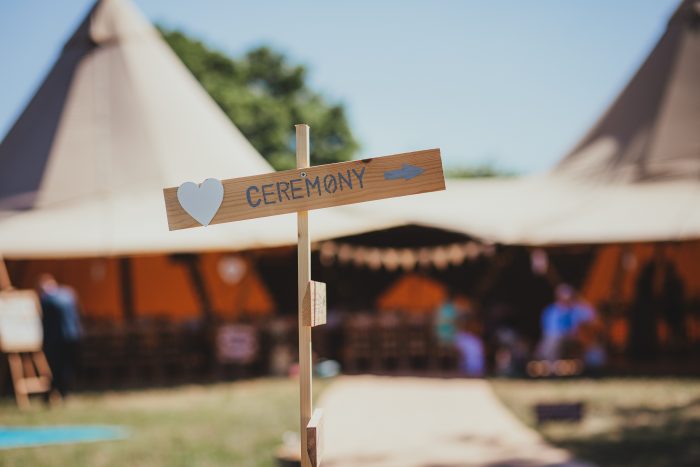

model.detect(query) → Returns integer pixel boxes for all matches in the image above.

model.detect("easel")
[163,125,444,466]
[0,254,53,409]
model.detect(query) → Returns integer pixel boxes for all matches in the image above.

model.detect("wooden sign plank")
[306,408,324,467]
[302,281,326,327]
[163,148,444,230]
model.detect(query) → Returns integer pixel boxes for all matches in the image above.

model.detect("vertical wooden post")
[296,124,313,467]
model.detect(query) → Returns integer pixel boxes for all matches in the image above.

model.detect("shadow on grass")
[553,398,700,467]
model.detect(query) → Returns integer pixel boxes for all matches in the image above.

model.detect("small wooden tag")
[302,281,326,327]
[306,408,324,467]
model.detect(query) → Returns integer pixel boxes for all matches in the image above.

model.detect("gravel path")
[319,376,593,467]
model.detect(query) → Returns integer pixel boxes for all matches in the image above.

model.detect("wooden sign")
[163,148,444,230]
[0,290,43,352]
[306,408,324,467]
[302,281,326,327]
[215,324,258,364]
[164,124,444,467]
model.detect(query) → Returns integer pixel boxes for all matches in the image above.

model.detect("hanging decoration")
[317,240,494,271]
[530,248,549,275]
[217,255,248,285]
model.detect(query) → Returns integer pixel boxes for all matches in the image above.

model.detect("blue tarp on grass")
[0,425,128,449]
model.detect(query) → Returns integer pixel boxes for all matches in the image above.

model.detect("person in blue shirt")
[537,284,594,362]
[38,274,82,398]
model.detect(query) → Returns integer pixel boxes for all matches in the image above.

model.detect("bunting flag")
[317,240,494,271]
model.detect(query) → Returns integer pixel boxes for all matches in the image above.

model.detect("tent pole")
[296,124,313,467]
[0,253,12,291]
[174,254,213,321]
[610,244,626,314]
[474,247,513,300]
[119,257,135,321]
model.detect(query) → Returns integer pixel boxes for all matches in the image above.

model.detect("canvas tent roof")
[0,0,403,258]
[0,0,272,212]
[1,0,699,258]
[360,176,700,245]
[365,0,700,245]
[554,0,700,184]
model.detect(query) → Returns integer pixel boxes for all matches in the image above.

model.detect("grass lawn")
[0,378,329,467]
[490,377,700,467]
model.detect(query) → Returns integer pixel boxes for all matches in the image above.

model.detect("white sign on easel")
[0,290,43,353]
[0,288,52,409]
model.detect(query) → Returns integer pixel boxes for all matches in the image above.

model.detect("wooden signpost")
[163,125,445,467]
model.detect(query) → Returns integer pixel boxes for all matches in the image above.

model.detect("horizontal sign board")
[0,290,43,352]
[163,148,444,230]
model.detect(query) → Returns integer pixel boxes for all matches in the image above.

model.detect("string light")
[317,240,493,271]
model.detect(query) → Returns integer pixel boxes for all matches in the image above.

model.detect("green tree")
[160,29,359,170]
[445,162,516,178]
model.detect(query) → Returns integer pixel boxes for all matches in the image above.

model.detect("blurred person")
[577,318,606,374]
[536,284,597,362]
[630,247,685,359]
[454,314,485,377]
[494,327,529,377]
[37,274,82,398]
[435,294,458,346]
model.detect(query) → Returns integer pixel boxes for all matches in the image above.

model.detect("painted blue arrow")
[383,164,425,181]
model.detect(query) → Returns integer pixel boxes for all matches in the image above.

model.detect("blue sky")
[0,0,680,173]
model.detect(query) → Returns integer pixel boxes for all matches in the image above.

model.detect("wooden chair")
[374,313,402,373]
[129,324,161,385]
[342,314,374,373]
[403,315,430,372]
[429,334,460,375]
[79,325,129,389]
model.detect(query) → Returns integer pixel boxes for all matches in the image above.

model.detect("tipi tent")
[3,0,698,257]
[0,0,398,321]
[554,0,700,184]
[2,0,699,303]
[0,0,400,259]
[355,0,700,245]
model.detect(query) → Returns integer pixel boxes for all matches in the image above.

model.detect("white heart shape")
[177,178,224,226]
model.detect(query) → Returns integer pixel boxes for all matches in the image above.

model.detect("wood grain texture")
[296,124,314,467]
[7,352,52,409]
[306,408,324,467]
[163,148,444,230]
[302,280,326,327]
